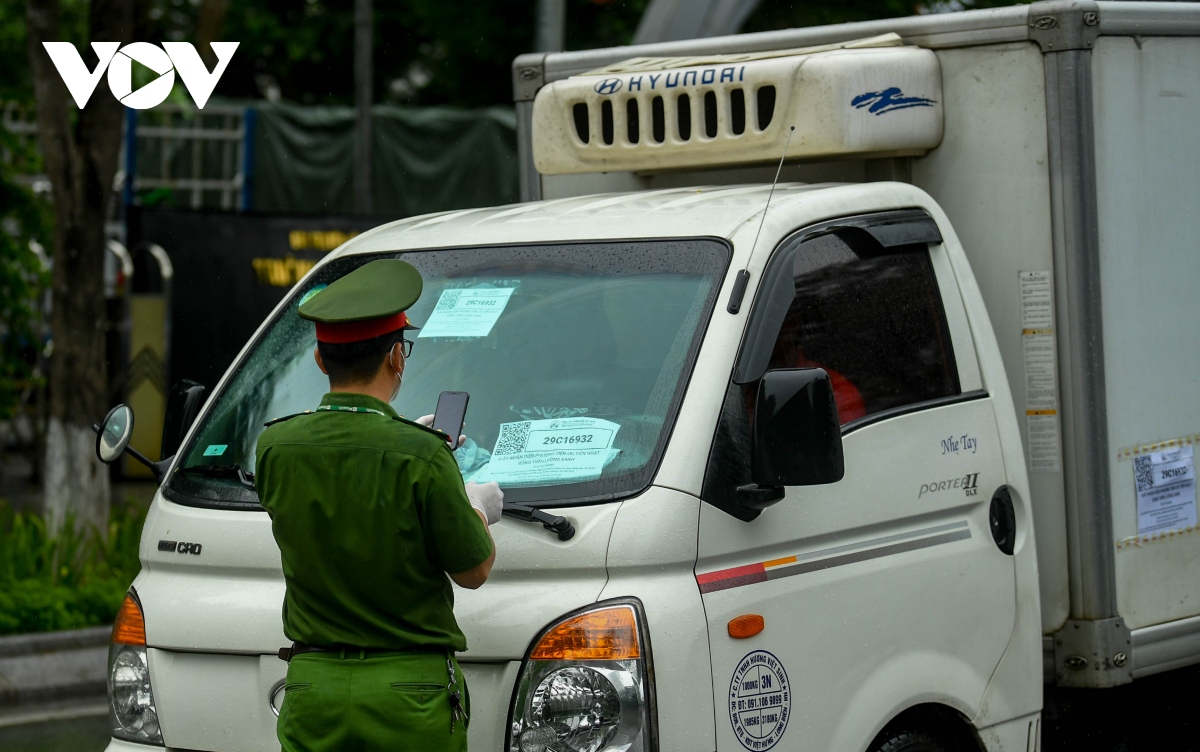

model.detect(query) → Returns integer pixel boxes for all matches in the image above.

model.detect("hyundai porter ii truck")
[97,2,1200,751]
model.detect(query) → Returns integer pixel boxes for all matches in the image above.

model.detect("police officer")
[255,259,503,751]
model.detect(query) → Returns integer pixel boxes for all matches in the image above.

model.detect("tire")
[870,730,950,752]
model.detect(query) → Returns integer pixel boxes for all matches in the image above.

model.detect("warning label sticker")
[1020,271,1061,472]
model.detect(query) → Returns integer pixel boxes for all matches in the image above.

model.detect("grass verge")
[0,500,144,636]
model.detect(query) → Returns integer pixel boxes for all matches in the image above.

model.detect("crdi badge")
[729,650,791,751]
[41,42,238,110]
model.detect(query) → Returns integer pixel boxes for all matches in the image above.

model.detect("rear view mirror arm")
[90,423,172,484]
[735,484,784,510]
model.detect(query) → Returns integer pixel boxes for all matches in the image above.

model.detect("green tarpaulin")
[252,102,519,217]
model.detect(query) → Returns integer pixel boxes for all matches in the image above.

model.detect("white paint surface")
[1093,36,1200,629]
[912,42,1069,633]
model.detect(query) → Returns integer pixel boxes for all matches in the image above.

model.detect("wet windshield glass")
[167,240,729,507]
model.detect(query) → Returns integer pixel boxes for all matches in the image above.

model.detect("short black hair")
[317,329,406,384]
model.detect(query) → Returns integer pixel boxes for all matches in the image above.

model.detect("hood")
[135,491,619,658]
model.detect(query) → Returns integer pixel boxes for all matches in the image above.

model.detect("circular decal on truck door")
[729,650,791,750]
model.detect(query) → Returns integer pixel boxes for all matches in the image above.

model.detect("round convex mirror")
[97,405,135,464]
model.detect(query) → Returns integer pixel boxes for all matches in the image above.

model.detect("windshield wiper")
[501,502,575,541]
[179,464,256,489]
[178,468,571,536]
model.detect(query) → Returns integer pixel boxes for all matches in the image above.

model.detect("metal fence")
[1,102,48,194]
[124,105,253,210]
[1,102,254,211]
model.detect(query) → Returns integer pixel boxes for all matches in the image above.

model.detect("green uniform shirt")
[255,392,493,652]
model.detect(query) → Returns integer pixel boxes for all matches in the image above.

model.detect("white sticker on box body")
[1022,333,1058,413]
[1135,446,1197,535]
[1026,414,1061,473]
[1020,271,1062,472]
[479,417,621,485]
[417,288,514,338]
[1019,270,1054,329]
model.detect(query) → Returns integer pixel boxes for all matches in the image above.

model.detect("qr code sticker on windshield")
[436,290,461,311]
[1134,456,1154,493]
[494,422,531,455]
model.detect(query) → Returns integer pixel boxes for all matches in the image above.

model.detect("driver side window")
[766,232,959,425]
[702,223,961,518]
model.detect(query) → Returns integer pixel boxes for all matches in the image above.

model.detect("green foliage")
[0,129,51,421]
[0,0,89,103]
[0,500,146,635]
[2,0,1032,111]
[138,186,178,207]
[0,0,31,103]
[224,0,648,107]
[566,0,651,54]
[217,0,535,107]
[744,0,1027,33]
[0,0,647,108]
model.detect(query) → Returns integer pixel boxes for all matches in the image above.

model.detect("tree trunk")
[26,0,132,530]
[196,0,231,65]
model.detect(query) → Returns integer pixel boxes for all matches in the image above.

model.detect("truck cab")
[103,172,1041,751]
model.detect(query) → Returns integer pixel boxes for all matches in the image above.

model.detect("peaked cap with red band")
[298,259,422,344]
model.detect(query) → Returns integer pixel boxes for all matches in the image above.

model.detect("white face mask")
[389,345,404,402]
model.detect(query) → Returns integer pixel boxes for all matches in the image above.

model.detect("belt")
[276,642,470,732]
[277,641,413,662]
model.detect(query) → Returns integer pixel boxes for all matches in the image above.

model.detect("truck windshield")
[165,239,729,509]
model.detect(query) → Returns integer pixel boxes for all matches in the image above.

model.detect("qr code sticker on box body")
[495,422,531,455]
[1134,455,1154,492]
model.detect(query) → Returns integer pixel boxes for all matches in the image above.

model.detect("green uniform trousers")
[278,651,470,751]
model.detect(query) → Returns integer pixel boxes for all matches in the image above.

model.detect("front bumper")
[111,659,522,752]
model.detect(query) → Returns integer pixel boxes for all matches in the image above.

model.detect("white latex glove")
[465,481,504,526]
[415,413,466,448]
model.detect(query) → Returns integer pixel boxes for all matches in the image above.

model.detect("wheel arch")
[825,650,990,752]
[867,703,986,752]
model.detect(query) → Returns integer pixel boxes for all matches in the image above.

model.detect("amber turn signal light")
[112,593,147,646]
[530,606,641,661]
[728,614,765,639]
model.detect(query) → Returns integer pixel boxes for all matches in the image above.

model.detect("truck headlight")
[508,600,655,752]
[109,592,164,746]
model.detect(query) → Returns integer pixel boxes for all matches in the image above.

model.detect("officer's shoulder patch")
[392,415,452,442]
[263,411,313,428]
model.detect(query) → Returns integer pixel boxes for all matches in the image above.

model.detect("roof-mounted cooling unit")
[531,35,944,175]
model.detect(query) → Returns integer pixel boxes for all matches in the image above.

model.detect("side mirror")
[161,380,207,459]
[96,405,135,463]
[736,368,845,509]
[93,405,170,483]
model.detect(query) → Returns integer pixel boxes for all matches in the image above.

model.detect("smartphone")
[432,391,469,450]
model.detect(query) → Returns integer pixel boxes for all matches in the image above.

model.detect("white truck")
[95,1,1200,750]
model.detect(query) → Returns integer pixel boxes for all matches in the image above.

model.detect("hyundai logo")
[594,78,623,95]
